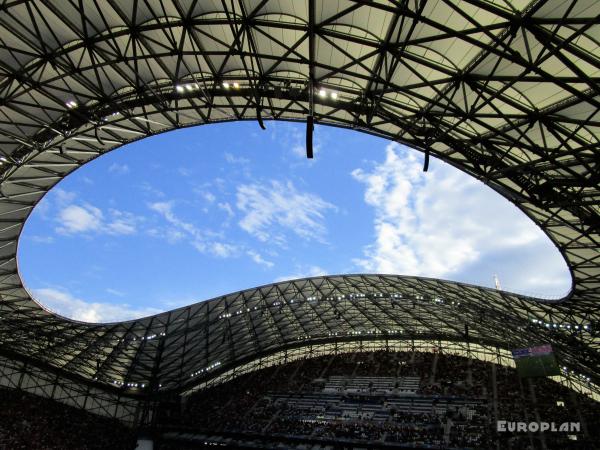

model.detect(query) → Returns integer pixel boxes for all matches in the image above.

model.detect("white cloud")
[200,191,216,203]
[56,203,141,236]
[32,287,161,323]
[57,204,103,234]
[275,265,327,282]
[351,143,568,294]
[109,163,130,175]
[236,180,335,244]
[165,228,185,243]
[149,201,172,216]
[106,288,125,297]
[30,235,54,244]
[54,188,76,205]
[224,152,250,164]
[247,250,274,268]
[218,202,235,218]
[211,242,237,257]
[140,182,165,198]
[146,227,185,244]
[285,126,304,157]
[149,201,201,238]
[105,209,138,235]
[149,201,237,258]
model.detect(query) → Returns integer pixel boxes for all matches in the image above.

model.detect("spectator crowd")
[157,350,598,449]
[0,387,136,450]
[0,350,597,449]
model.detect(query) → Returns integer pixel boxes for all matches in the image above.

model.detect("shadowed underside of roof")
[0,0,598,399]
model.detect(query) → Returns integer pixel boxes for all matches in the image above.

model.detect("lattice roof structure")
[0,0,599,413]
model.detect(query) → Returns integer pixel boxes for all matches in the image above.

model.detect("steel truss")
[0,0,598,420]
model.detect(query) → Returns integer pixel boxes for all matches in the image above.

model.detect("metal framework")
[0,0,599,419]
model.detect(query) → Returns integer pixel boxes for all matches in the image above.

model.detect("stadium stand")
[0,387,136,450]
[155,350,599,449]
[0,349,596,449]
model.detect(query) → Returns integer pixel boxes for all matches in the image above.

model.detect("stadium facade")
[0,0,598,431]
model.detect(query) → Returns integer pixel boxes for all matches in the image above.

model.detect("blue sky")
[19,121,571,322]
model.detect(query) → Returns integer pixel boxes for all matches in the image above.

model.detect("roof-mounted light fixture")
[65,100,78,109]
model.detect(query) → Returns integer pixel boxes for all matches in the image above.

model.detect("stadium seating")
[1,351,597,449]
[157,350,599,449]
[0,387,136,450]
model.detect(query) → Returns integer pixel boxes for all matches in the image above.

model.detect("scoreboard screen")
[511,344,560,378]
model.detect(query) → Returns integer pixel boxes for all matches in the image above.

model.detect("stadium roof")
[0,0,598,397]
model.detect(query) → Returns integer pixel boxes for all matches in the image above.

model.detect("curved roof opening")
[18,121,570,323]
